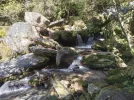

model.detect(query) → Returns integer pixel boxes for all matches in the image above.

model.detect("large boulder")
[95,86,134,100]
[4,22,40,54]
[30,46,77,66]
[24,12,50,28]
[0,53,49,78]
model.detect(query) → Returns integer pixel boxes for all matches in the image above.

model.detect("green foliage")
[0,0,24,25]
[108,68,122,76]
[0,43,14,61]
[85,17,102,36]
[0,28,6,38]
[0,26,9,38]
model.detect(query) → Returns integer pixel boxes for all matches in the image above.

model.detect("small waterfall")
[68,56,89,72]
[87,37,94,45]
[68,56,83,70]
[41,56,89,73]
[76,34,94,49]
[76,34,84,46]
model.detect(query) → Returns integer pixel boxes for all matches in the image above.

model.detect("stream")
[0,34,95,99]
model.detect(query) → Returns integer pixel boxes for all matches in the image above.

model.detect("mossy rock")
[83,53,117,69]
[106,68,130,85]
[92,38,116,51]
[49,31,60,41]
[59,30,76,46]
[108,68,122,76]
[95,86,134,100]
[106,73,128,84]
[124,86,134,94]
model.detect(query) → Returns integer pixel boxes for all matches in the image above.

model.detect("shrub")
[0,42,14,61]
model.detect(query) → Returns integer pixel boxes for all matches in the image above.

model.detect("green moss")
[108,68,122,76]
[92,82,108,88]
[84,53,117,69]
[106,73,128,84]
[106,68,129,85]
[124,86,134,94]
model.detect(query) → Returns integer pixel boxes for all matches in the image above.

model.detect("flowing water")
[76,34,84,46]
[41,56,89,73]
[75,34,94,49]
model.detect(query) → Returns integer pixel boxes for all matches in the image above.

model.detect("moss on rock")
[83,52,117,69]
[106,73,128,84]
[59,30,76,46]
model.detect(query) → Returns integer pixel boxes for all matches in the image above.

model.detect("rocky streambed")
[0,12,133,100]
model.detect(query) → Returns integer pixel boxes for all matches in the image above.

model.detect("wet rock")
[30,46,76,66]
[0,53,49,78]
[56,47,77,66]
[83,52,117,69]
[0,77,31,100]
[29,46,57,57]
[40,68,107,83]
[4,22,40,54]
[19,95,58,100]
[24,12,50,28]
[33,37,60,49]
[87,83,100,94]
[82,70,107,82]
[95,86,134,100]
[13,88,59,100]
